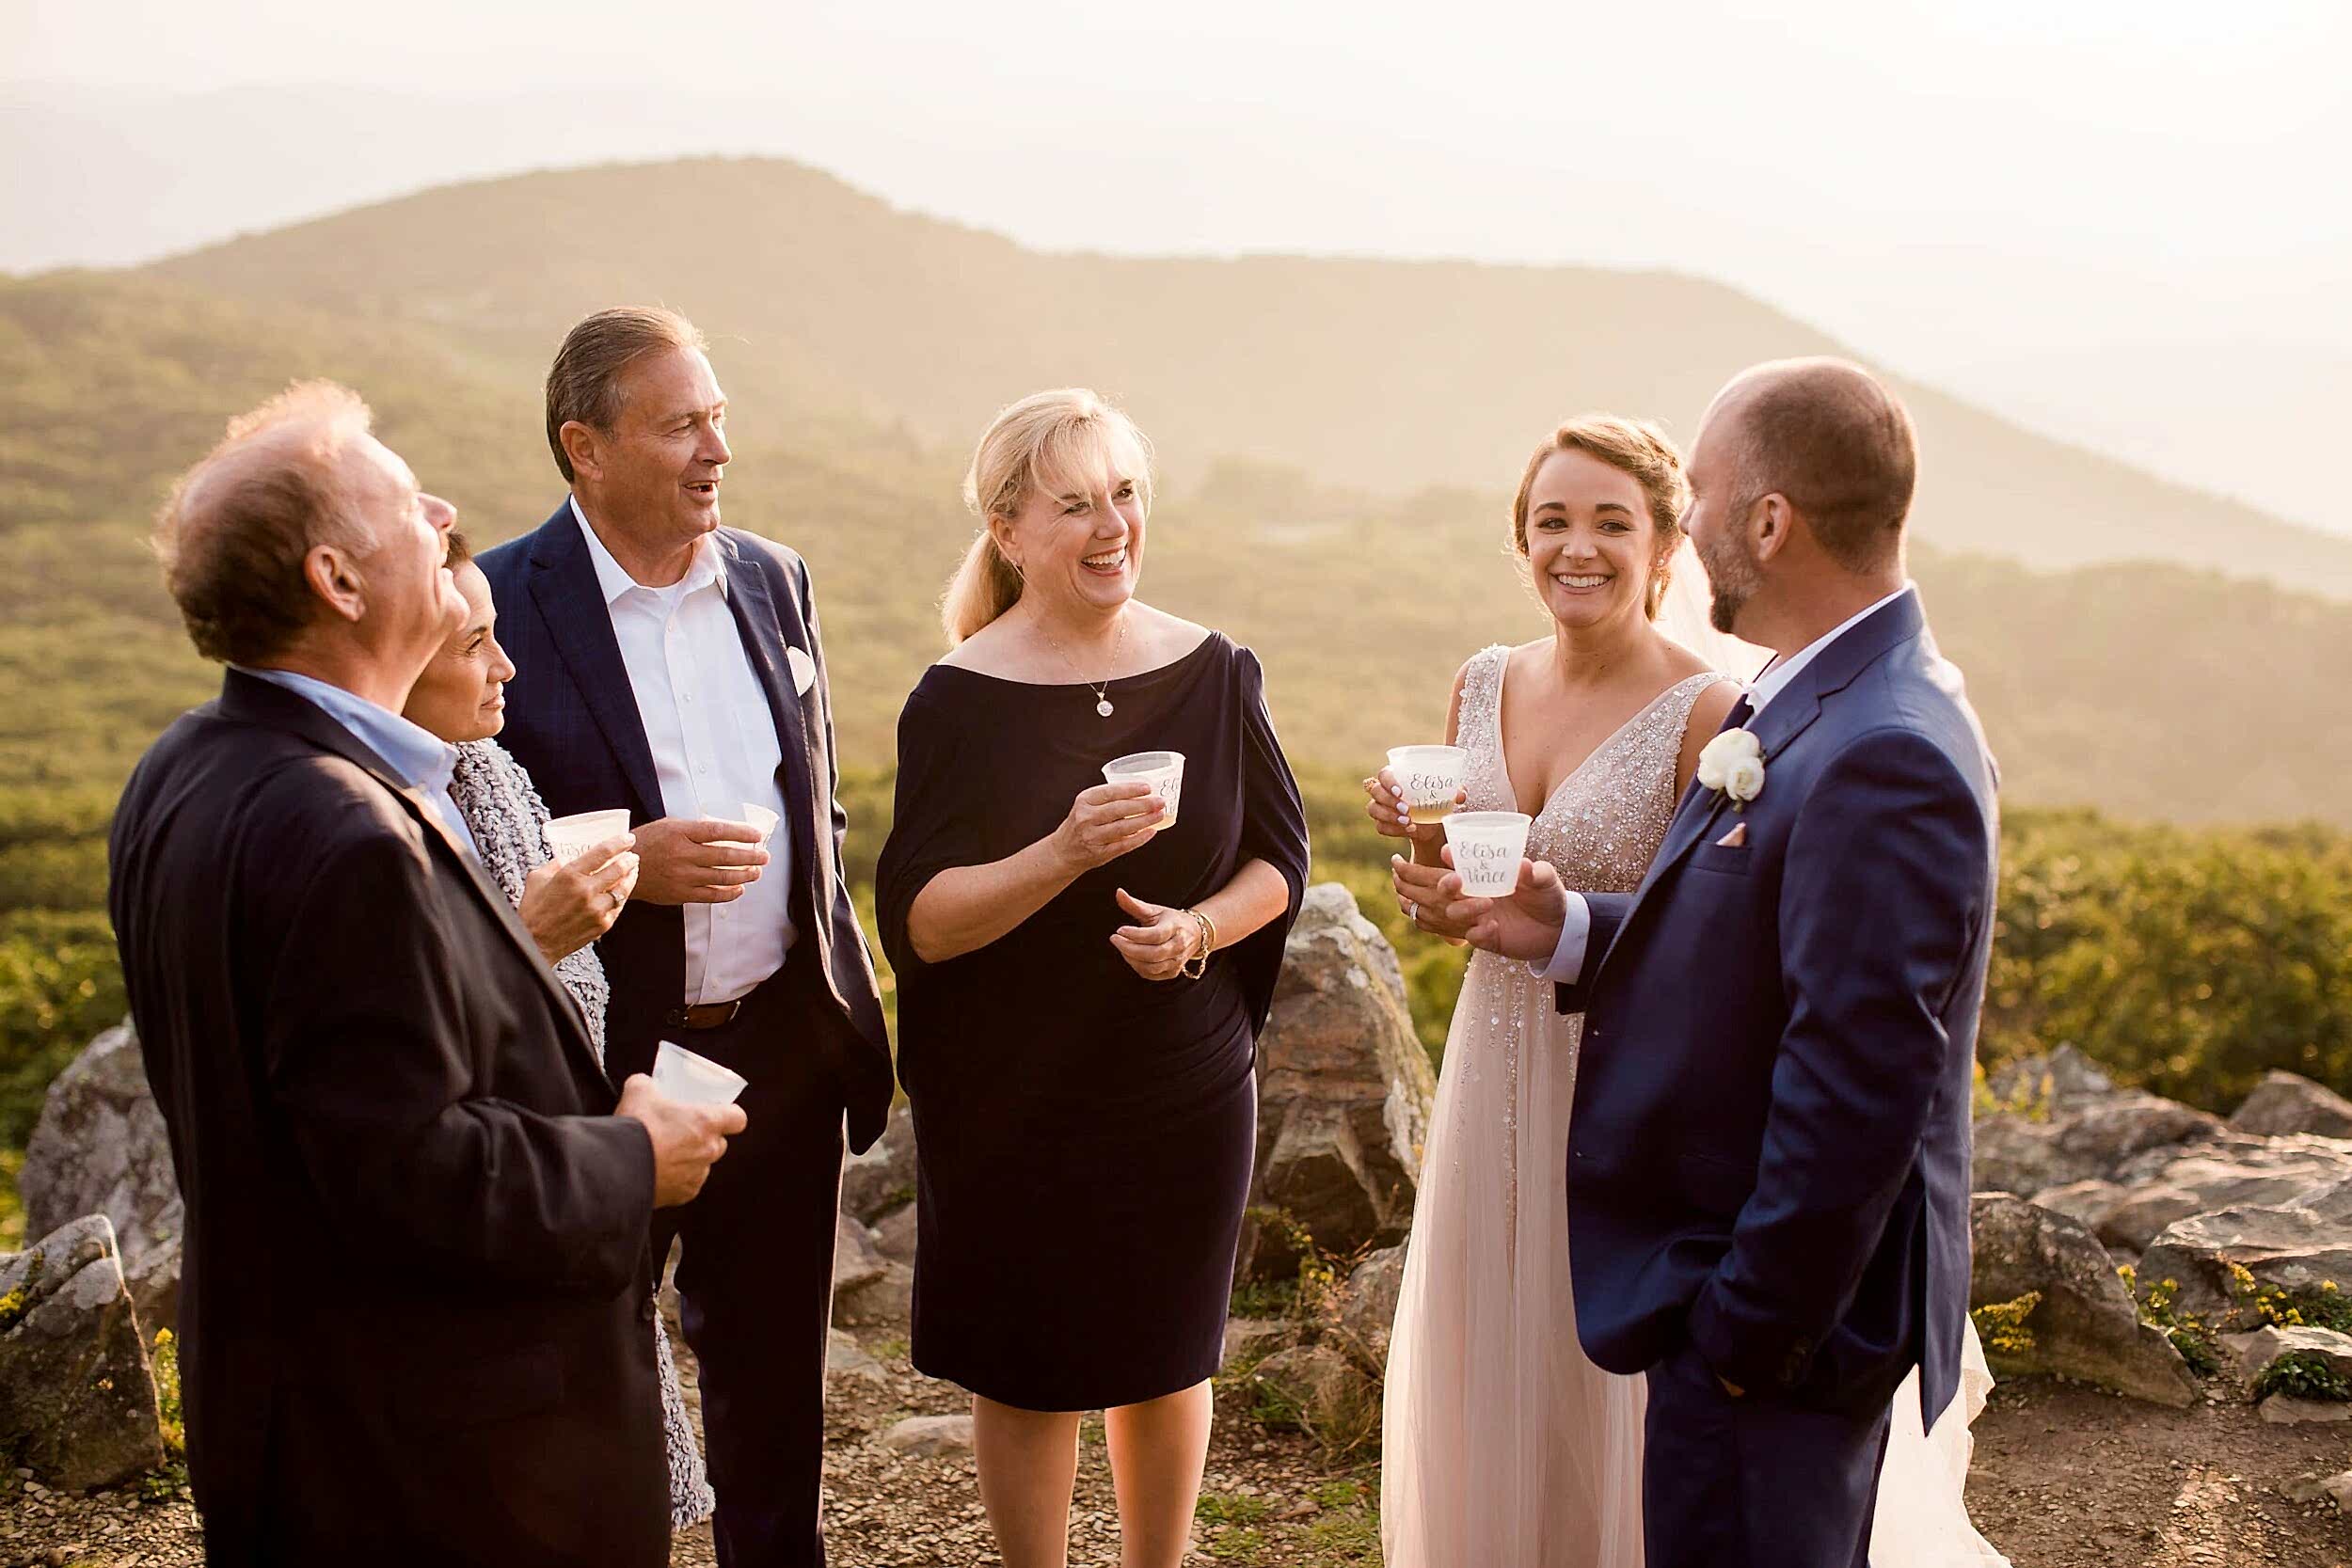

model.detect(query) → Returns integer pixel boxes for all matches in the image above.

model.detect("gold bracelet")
[1182,909,1216,980]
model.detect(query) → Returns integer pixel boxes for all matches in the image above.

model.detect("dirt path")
[7,1343,2350,1565]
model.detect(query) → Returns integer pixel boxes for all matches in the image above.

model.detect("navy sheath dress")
[875,632,1309,1411]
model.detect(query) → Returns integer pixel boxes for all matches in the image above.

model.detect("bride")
[1371,415,2007,1568]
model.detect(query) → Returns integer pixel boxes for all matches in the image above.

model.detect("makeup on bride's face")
[1522,449,1654,626]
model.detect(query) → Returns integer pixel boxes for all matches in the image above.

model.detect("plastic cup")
[1443,811,1533,896]
[653,1039,749,1106]
[740,803,780,845]
[1103,750,1184,833]
[544,808,631,866]
[1387,745,1469,825]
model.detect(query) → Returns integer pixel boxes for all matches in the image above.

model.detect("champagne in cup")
[1102,751,1184,833]
[1443,811,1533,897]
[1387,744,1470,826]
[544,808,631,865]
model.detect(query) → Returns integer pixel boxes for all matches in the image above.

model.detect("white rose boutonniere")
[1696,728,1767,812]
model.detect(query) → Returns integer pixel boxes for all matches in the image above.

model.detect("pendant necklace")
[1041,612,1129,719]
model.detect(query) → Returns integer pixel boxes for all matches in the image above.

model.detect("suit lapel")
[218,673,608,1084]
[718,536,822,922]
[1595,588,1931,981]
[527,510,666,822]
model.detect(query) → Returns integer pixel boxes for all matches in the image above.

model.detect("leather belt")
[666,1000,742,1031]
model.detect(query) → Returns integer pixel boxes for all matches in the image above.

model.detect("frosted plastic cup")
[1386,744,1470,825]
[544,808,631,866]
[740,803,780,845]
[1103,750,1184,833]
[1443,811,1533,897]
[653,1039,749,1107]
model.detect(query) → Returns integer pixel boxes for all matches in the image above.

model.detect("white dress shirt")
[1536,585,1915,986]
[573,497,795,1005]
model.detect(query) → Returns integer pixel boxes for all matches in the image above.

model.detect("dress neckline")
[928,629,1224,690]
[1488,651,1716,821]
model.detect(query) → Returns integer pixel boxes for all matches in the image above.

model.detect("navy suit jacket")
[1558,589,1995,1426]
[479,502,895,1152]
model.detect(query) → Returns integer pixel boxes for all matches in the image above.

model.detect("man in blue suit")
[1398,358,1997,1566]
[480,309,895,1568]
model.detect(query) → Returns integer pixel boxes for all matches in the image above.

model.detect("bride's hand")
[1410,850,1570,963]
[1363,768,1461,854]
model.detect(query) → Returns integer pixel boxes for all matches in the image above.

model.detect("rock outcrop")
[2138,1177,2352,1319]
[839,1103,918,1225]
[2232,1071,2352,1141]
[1240,884,1437,1278]
[19,1022,183,1329]
[1969,1193,2198,1407]
[0,1214,167,1489]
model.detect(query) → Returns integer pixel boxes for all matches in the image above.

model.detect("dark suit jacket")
[108,670,668,1567]
[478,503,894,1150]
[1558,590,1996,1426]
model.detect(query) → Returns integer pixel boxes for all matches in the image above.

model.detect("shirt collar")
[234,666,459,793]
[570,494,726,606]
[1744,583,1915,717]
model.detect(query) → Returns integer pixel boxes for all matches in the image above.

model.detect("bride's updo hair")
[942,388,1156,646]
[1508,415,1690,620]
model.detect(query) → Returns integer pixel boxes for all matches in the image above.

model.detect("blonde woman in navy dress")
[876,389,1309,1568]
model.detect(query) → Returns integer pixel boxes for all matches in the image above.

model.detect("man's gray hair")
[544,307,707,482]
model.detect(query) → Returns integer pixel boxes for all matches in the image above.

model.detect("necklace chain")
[1040,612,1129,718]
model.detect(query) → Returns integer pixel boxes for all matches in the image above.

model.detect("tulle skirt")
[1381,950,2010,1567]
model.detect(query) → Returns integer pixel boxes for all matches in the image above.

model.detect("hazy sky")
[8,0,2347,529]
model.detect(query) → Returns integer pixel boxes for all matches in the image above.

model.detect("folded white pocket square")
[786,645,818,697]
[1714,822,1748,848]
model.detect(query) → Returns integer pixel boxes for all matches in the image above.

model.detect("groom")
[1399,358,1996,1566]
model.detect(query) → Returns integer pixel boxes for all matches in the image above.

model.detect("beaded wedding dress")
[1380,628,2009,1567]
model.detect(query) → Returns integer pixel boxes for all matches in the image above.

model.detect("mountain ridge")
[140,154,2352,599]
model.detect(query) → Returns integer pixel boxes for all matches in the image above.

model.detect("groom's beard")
[1699,528,1761,634]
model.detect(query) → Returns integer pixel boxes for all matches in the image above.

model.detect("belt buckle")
[668,999,741,1031]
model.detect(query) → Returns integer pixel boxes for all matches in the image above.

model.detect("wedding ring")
[1405,900,1419,922]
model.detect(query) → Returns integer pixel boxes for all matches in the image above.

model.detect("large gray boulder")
[1334,1244,1407,1373]
[2090,1134,2352,1251]
[1240,884,1436,1278]
[2138,1177,2352,1319]
[2233,1071,2352,1141]
[0,1214,167,1488]
[19,1022,183,1329]
[1969,1193,2198,1407]
[832,1212,888,1297]
[839,1102,918,1224]
[1974,1089,2224,1198]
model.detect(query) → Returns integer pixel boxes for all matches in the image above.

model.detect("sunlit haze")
[7,0,2345,530]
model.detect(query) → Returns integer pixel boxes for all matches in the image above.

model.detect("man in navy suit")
[479,309,895,1568]
[1398,359,1997,1566]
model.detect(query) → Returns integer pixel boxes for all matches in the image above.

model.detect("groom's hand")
[1393,852,1570,962]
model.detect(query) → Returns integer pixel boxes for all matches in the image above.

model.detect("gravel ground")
[8,1346,2351,1566]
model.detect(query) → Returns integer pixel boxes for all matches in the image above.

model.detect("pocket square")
[786,645,818,697]
[1714,822,1748,848]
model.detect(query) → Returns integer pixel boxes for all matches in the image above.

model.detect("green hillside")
[6,267,2350,826]
[6,222,2352,1236]
[149,156,2352,595]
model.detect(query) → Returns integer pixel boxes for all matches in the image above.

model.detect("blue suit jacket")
[1558,589,1995,1425]
[479,502,895,1151]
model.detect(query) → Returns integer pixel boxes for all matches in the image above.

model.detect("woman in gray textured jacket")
[404,531,715,1533]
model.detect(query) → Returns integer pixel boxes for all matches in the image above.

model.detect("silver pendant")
[1096,698,1115,718]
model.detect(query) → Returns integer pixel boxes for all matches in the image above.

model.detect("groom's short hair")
[1725,358,1915,572]
[545,307,707,483]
